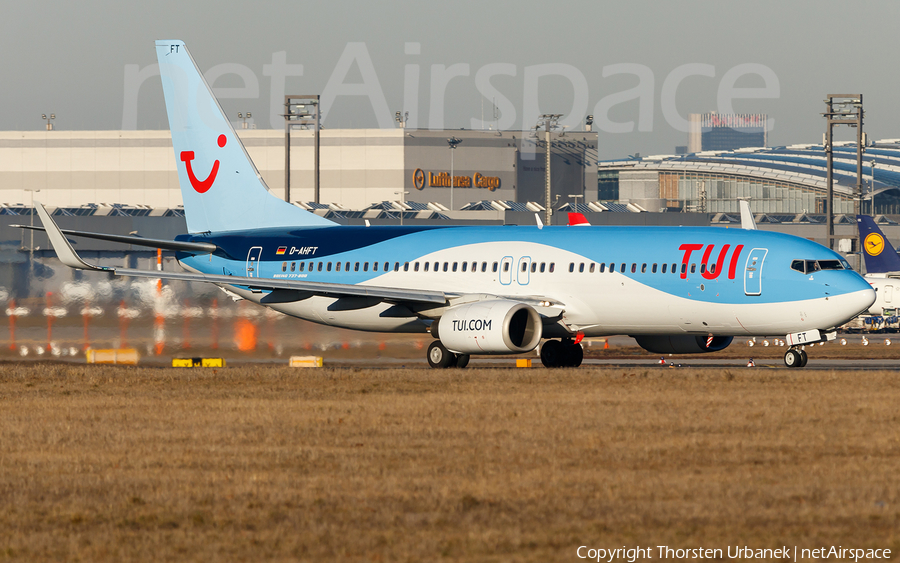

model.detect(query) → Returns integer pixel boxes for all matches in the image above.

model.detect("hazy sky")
[3,0,898,159]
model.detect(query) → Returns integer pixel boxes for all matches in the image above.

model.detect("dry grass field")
[1,364,899,562]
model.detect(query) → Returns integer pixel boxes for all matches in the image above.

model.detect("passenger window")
[394,262,400,272]
[414,262,420,272]
[462,262,468,272]
[424,262,430,272]
[599,263,605,273]
[299,262,305,272]
[531,262,537,273]
[641,264,647,273]
[363,262,368,272]
[579,263,585,273]
[569,263,575,273]
[336,262,342,272]
[620,263,626,273]
[503,262,510,272]
[522,262,528,272]
[372,262,378,272]
[452,262,458,272]
[481,262,487,272]
[652,263,657,273]
[327,262,332,272]
[403,262,409,272]
[354,262,360,272]
[672,263,677,274]
[492,262,498,273]
[540,262,546,273]
[680,264,686,274]
[589,263,595,273]
[317,262,323,272]
[690,264,696,273]
[282,262,287,272]
[631,264,636,273]
[291,262,296,272]
[700,263,705,274]
[384,262,390,271]
[443,262,449,272]
[434,262,439,271]
[472,262,477,272]
[661,263,667,274]
[549,263,555,273]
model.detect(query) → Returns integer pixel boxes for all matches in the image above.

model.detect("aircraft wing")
[12,224,217,253]
[33,202,447,305]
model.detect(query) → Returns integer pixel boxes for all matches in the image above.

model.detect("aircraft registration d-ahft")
[29,40,875,369]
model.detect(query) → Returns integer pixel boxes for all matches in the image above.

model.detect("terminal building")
[601,139,900,219]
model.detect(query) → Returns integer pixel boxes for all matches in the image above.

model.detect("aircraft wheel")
[565,343,584,367]
[799,349,808,367]
[540,340,564,368]
[427,341,454,369]
[784,349,802,368]
[455,354,470,369]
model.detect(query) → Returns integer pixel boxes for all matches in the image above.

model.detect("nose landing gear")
[784,347,808,368]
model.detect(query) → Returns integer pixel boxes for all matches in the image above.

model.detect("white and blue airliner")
[30,41,875,368]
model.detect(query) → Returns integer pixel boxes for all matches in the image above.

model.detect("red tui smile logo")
[181,134,226,193]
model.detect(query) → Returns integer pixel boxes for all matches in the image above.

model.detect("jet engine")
[633,335,734,354]
[433,300,542,355]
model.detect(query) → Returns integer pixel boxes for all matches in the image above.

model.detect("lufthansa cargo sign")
[412,168,501,191]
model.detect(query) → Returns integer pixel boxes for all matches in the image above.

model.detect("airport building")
[0,128,598,214]
[687,113,768,153]
[602,139,900,217]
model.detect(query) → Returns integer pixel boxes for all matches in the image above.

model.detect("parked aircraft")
[26,40,875,368]
[857,215,900,315]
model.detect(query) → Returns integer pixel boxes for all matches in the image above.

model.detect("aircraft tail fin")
[155,40,335,233]
[857,215,900,274]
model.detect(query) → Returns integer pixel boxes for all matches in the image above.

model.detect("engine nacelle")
[434,300,542,355]
[633,334,734,354]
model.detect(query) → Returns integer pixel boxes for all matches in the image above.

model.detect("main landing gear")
[427,341,470,369]
[539,339,583,368]
[783,347,808,368]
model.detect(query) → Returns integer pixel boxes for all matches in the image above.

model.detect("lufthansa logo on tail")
[181,134,226,194]
[864,233,885,256]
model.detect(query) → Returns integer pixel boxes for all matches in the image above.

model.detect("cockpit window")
[818,260,843,270]
[791,259,845,274]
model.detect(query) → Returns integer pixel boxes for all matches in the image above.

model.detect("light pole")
[395,190,409,225]
[284,95,320,204]
[238,112,252,129]
[568,194,583,212]
[447,137,462,210]
[395,111,408,129]
[871,160,877,216]
[25,188,40,252]
[537,114,562,224]
[42,113,55,131]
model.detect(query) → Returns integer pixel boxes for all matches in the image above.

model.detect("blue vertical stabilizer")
[857,215,900,273]
[155,40,335,233]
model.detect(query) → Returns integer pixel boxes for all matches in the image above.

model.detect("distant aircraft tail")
[857,215,900,273]
[155,40,335,233]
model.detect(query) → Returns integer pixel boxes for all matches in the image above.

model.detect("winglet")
[739,200,757,230]
[34,202,107,271]
[535,213,544,230]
